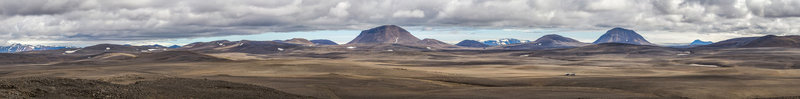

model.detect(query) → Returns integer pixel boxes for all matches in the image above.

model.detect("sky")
[1,0,798,46]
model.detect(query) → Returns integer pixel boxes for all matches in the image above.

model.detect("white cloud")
[392,9,425,18]
[329,2,351,17]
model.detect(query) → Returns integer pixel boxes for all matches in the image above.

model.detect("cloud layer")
[1,0,799,45]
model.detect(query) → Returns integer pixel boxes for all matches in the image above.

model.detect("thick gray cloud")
[1,0,799,45]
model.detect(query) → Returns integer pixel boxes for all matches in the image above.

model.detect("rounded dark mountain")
[593,28,653,45]
[310,39,339,45]
[455,40,490,48]
[535,34,581,43]
[532,34,584,46]
[347,25,421,44]
[505,34,588,50]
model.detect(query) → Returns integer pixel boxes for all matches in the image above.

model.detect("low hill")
[506,34,589,50]
[455,40,490,48]
[310,39,338,45]
[699,35,800,48]
[181,40,301,54]
[523,43,682,57]
[132,51,230,62]
[283,38,314,45]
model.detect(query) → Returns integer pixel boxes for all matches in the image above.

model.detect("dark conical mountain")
[455,40,490,48]
[506,34,588,50]
[347,25,421,44]
[310,39,338,45]
[593,28,653,45]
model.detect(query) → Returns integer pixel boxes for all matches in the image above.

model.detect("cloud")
[0,0,799,46]
[329,2,351,17]
[392,9,425,18]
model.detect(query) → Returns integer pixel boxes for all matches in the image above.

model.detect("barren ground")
[2,47,800,99]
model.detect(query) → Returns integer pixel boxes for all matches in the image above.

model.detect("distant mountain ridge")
[505,34,589,50]
[482,38,526,46]
[593,28,653,45]
[0,43,73,53]
[699,35,800,48]
[180,40,301,54]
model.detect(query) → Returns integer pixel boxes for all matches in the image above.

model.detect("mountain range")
[482,38,527,46]
[505,34,590,50]
[8,25,800,53]
[0,44,73,53]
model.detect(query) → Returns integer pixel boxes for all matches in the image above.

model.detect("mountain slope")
[740,35,800,48]
[593,28,653,45]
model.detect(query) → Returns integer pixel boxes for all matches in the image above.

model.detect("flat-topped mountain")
[347,25,421,44]
[310,39,338,45]
[593,28,653,45]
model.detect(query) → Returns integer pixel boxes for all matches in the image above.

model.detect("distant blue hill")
[689,39,713,46]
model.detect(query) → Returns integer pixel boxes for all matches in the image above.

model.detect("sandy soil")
[2,47,800,98]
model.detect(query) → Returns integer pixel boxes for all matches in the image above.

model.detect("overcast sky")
[1,0,799,46]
